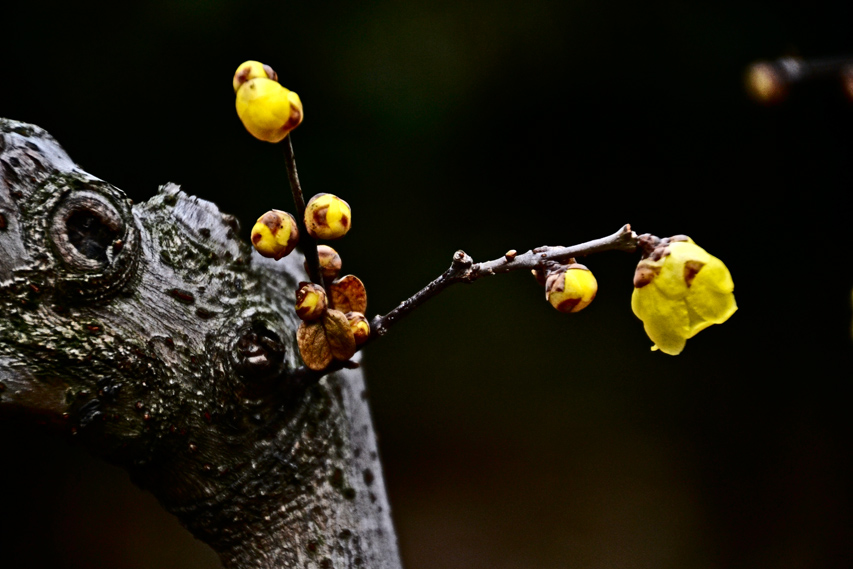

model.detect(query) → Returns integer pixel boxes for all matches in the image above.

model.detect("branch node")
[452,250,473,269]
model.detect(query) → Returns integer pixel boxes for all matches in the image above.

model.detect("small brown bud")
[346,312,370,345]
[323,309,357,361]
[633,261,659,288]
[297,321,333,371]
[329,275,367,314]
[311,245,343,280]
[295,282,328,321]
[745,61,789,104]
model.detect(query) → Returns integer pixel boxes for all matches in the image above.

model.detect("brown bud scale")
[683,260,705,288]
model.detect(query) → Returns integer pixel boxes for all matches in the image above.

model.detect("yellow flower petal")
[686,302,716,338]
[632,286,689,355]
[692,255,734,294]
[654,241,711,299]
[236,78,300,143]
[684,254,736,328]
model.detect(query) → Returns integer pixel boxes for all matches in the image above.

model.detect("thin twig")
[367,223,638,342]
[287,224,639,383]
[281,135,324,288]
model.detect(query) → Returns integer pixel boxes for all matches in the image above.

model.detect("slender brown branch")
[281,135,324,288]
[367,223,638,341]
[288,224,638,382]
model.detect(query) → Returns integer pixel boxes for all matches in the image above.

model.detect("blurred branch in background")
[746,54,853,103]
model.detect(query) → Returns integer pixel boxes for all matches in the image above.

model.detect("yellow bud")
[305,245,343,280]
[236,77,303,143]
[251,210,299,260]
[745,61,789,104]
[346,312,370,346]
[631,237,736,355]
[233,60,277,93]
[295,282,328,321]
[304,194,351,240]
[545,264,597,313]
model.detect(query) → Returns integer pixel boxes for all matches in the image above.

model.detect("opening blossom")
[233,60,303,143]
[631,236,736,355]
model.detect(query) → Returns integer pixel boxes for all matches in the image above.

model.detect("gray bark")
[0,119,402,569]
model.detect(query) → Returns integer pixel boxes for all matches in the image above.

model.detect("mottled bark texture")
[0,119,401,569]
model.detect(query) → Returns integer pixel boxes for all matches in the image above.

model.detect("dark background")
[2,1,852,568]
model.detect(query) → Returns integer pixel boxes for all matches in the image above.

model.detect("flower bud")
[235,77,303,143]
[251,210,299,260]
[346,312,370,345]
[745,62,787,104]
[304,194,351,240]
[545,263,597,313]
[305,245,343,280]
[297,320,332,371]
[295,282,327,321]
[323,309,357,361]
[329,275,367,314]
[233,60,277,93]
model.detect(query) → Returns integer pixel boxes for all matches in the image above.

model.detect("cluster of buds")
[236,60,359,371]
[251,193,352,260]
[294,250,370,370]
[250,192,356,371]
[249,197,357,371]
[233,60,304,143]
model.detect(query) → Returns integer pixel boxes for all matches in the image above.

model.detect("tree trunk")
[0,118,402,569]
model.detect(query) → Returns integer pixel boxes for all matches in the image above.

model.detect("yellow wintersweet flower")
[631,237,736,355]
[234,61,303,143]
